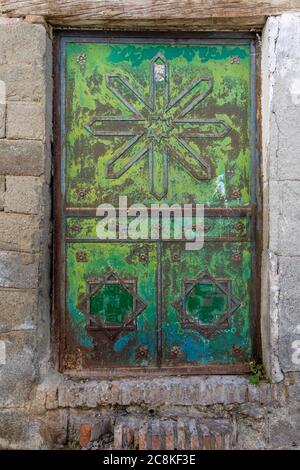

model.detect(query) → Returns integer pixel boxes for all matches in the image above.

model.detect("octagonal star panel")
[65,42,251,207]
[77,271,146,342]
[86,53,231,200]
[173,271,241,339]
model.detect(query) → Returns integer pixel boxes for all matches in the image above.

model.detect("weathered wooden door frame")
[53,30,262,377]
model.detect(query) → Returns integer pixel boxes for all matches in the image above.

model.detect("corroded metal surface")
[56,33,259,372]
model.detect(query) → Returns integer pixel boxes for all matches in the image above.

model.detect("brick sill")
[41,374,287,410]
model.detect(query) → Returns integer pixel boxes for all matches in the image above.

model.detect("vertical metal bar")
[52,34,62,370]
[60,36,67,369]
[53,33,67,371]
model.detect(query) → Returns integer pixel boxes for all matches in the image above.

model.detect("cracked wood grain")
[1,1,300,29]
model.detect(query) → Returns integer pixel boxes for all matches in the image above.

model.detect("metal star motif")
[86,53,232,200]
[77,271,146,342]
[173,271,241,339]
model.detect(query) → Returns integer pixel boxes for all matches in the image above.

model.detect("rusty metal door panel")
[64,41,251,208]
[162,241,253,366]
[56,33,259,374]
[65,242,157,368]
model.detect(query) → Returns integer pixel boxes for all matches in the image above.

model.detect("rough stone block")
[0,175,4,210]
[4,176,43,214]
[0,331,36,408]
[0,139,45,176]
[239,403,265,420]
[278,256,300,372]
[0,410,38,450]
[0,251,39,288]
[0,103,5,138]
[236,419,268,449]
[0,213,40,252]
[278,181,300,257]
[38,410,69,449]
[0,409,68,450]
[45,387,59,410]
[0,288,37,333]
[0,22,48,67]
[0,64,46,102]
[268,408,300,449]
[275,96,300,181]
[268,180,280,254]
[271,14,300,181]
[6,102,45,140]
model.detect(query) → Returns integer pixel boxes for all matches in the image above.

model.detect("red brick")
[201,426,211,450]
[248,383,260,402]
[79,423,92,447]
[165,422,175,450]
[177,418,186,450]
[151,421,160,450]
[138,423,148,450]
[224,432,232,450]
[124,426,134,448]
[189,420,200,450]
[114,423,123,449]
[259,383,272,404]
[214,432,223,450]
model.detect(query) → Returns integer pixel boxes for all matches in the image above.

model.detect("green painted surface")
[66,242,157,367]
[63,39,254,368]
[90,284,133,325]
[67,216,250,240]
[162,242,252,365]
[186,282,227,324]
[65,42,251,207]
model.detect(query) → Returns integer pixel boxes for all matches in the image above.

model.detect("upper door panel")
[65,42,251,207]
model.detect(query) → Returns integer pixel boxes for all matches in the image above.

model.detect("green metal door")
[56,34,259,374]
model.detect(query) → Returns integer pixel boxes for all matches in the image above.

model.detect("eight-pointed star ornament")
[86,53,232,200]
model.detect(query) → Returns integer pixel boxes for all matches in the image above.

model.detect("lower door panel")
[161,242,253,366]
[65,242,157,368]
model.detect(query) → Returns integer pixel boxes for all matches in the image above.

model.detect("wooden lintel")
[1,1,300,30]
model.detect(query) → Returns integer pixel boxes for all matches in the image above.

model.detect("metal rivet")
[136,346,149,360]
[139,252,148,262]
[231,189,241,199]
[232,251,241,263]
[171,346,182,357]
[234,223,244,232]
[230,56,240,64]
[77,54,86,63]
[72,224,82,232]
[76,251,88,262]
[77,189,88,199]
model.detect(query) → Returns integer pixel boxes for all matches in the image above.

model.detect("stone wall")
[0,13,299,449]
[0,18,52,447]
